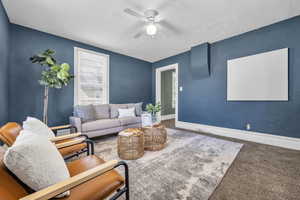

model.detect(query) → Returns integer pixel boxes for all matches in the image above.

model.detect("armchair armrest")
[69,117,82,132]
[55,138,86,149]
[50,125,72,131]
[50,133,83,142]
[19,160,119,200]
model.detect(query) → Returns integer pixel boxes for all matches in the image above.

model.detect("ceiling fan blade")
[159,20,182,35]
[124,8,144,19]
[134,31,143,39]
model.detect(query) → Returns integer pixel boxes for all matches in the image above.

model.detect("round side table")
[142,123,167,151]
[117,128,144,160]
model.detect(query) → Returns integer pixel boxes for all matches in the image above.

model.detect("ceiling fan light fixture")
[146,23,157,36]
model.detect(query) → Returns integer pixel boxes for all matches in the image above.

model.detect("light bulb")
[146,24,157,36]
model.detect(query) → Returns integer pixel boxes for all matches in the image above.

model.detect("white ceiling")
[3,0,300,62]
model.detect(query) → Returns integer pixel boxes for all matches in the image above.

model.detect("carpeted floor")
[94,129,243,200]
[161,120,300,200]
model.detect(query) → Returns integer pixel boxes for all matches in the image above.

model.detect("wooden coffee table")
[142,123,167,151]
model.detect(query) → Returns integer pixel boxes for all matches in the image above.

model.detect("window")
[172,71,176,108]
[74,47,109,105]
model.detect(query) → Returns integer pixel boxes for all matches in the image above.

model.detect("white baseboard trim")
[176,121,300,151]
[161,114,175,120]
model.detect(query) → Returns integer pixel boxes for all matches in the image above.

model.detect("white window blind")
[74,48,109,105]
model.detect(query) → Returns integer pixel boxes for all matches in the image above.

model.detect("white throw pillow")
[14,130,42,145]
[4,132,70,198]
[23,117,55,139]
[118,107,136,118]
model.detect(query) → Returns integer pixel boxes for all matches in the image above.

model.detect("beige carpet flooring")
[161,119,300,200]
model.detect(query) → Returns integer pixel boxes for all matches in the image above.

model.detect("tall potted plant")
[30,49,74,124]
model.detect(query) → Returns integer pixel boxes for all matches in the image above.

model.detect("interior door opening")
[155,63,178,123]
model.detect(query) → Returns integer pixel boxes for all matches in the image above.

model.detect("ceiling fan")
[124,8,181,39]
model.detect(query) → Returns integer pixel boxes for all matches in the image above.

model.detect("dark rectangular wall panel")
[190,43,210,79]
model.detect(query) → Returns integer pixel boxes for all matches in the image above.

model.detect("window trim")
[74,47,110,106]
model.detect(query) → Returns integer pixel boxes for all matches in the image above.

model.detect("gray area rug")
[94,129,243,200]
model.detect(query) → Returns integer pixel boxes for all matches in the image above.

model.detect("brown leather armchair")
[0,149,129,200]
[0,122,94,160]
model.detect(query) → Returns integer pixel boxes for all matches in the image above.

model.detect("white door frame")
[155,63,179,123]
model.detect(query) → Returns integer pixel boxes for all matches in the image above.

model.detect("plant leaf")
[57,70,68,80]
[46,57,55,65]
[61,63,70,71]
[51,65,60,71]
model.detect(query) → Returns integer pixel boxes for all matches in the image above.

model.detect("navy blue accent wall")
[153,16,300,138]
[190,43,210,78]
[0,1,10,125]
[9,24,152,126]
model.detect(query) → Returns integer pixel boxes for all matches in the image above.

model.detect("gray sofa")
[69,103,143,138]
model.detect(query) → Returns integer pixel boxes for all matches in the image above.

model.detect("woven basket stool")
[117,128,144,160]
[142,123,167,151]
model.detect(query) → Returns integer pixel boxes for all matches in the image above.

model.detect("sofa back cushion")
[94,104,110,120]
[74,105,95,122]
[110,104,128,118]
[127,102,143,116]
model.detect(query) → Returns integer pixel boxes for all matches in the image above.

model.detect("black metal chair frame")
[52,125,78,136]
[61,134,129,199]
[63,134,94,160]
[109,161,130,200]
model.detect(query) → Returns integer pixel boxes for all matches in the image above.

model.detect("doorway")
[155,63,178,123]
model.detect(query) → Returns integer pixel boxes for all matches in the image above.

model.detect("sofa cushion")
[119,117,141,126]
[110,104,128,118]
[82,119,121,132]
[94,104,110,119]
[127,102,143,116]
[74,105,95,122]
[118,107,136,118]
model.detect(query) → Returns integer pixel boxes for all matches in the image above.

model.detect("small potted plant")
[145,102,161,124]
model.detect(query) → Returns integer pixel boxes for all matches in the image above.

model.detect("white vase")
[151,113,157,124]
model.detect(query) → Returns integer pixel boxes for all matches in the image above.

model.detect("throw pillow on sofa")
[110,104,128,118]
[118,107,136,118]
[128,102,143,116]
[23,117,55,139]
[74,104,95,122]
[4,131,70,198]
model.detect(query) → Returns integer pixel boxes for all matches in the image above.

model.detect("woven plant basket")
[117,128,144,160]
[142,123,167,151]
